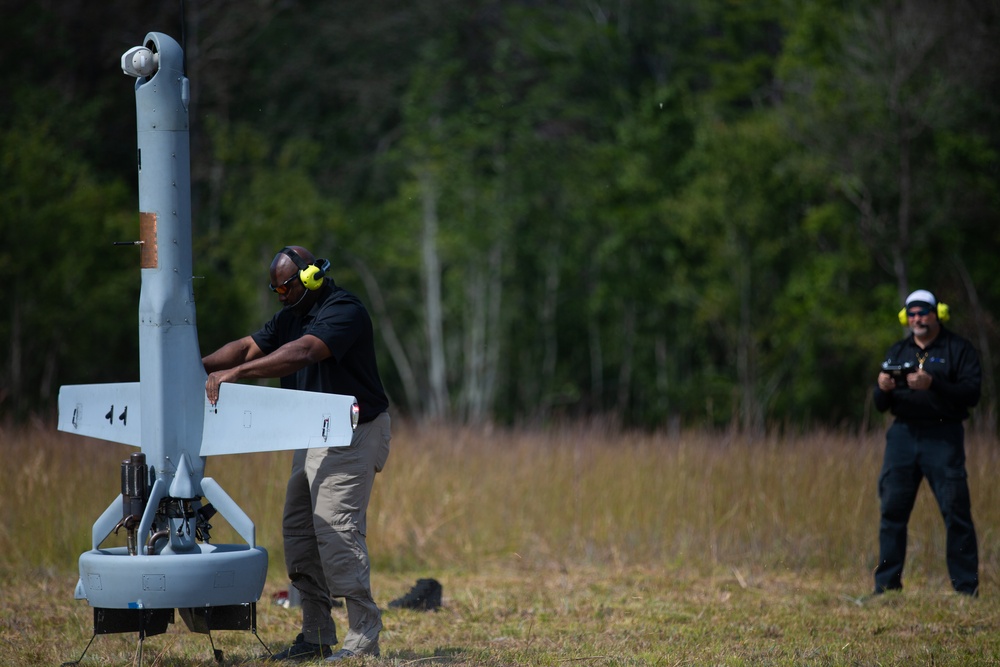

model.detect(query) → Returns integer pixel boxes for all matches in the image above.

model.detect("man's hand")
[206,369,240,406]
[906,368,934,391]
[877,372,895,392]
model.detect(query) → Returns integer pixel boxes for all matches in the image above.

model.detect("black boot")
[388,578,443,611]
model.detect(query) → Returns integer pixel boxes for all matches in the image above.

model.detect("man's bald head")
[268,246,327,313]
[271,246,316,274]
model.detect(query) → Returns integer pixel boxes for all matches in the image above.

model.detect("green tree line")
[2,0,998,432]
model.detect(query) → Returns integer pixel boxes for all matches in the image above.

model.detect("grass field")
[2,421,999,665]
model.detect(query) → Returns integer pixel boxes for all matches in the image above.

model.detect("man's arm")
[929,337,982,408]
[873,373,893,412]
[203,335,265,373]
[205,334,331,405]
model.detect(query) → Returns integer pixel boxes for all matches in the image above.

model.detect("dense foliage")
[2,0,998,431]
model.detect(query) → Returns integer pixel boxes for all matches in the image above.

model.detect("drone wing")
[58,382,142,447]
[199,383,357,456]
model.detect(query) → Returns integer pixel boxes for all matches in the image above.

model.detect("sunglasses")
[269,273,300,295]
[906,308,932,318]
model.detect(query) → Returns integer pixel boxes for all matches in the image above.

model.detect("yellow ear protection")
[897,301,950,325]
[281,247,330,291]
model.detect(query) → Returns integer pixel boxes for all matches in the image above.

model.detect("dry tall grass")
[3,421,1000,665]
[3,419,996,593]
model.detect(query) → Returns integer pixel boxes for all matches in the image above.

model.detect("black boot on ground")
[388,578,443,611]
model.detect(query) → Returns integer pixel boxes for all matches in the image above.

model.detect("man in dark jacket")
[873,289,981,596]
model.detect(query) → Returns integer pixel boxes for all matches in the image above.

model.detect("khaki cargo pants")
[283,411,391,653]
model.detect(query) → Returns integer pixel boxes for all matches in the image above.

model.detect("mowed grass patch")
[2,421,999,665]
[3,564,1000,665]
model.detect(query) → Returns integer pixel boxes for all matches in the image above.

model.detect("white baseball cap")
[905,289,936,309]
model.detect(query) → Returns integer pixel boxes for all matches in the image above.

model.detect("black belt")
[358,410,387,425]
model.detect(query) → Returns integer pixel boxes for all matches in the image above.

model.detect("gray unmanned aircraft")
[57,32,357,664]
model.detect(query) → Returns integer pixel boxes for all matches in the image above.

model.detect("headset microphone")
[285,285,311,311]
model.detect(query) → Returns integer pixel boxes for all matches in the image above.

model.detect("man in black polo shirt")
[873,289,980,596]
[203,246,390,661]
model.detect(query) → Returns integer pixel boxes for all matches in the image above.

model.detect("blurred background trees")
[2,0,998,433]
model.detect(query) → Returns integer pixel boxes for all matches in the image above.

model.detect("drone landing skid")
[61,603,270,666]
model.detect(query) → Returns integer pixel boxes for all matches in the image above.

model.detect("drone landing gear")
[61,603,267,666]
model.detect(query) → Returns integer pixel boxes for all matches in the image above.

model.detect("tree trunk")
[348,254,422,413]
[7,300,21,413]
[955,256,996,435]
[539,241,561,419]
[616,301,635,417]
[735,230,762,435]
[462,263,487,422]
[460,241,504,424]
[420,166,449,420]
